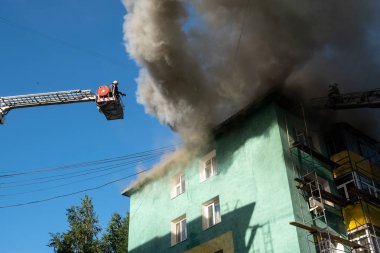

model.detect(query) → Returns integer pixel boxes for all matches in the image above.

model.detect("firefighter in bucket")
[96,80,125,120]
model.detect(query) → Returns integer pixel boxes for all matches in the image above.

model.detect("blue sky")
[0,1,173,252]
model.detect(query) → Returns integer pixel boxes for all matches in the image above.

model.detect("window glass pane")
[346,182,356,199]
[359,175,372,185]
[175,222,181,242]
[176,185,181,196]
[338,187,346,199]
[205,160,212,178]
[173,174,185,197]
[181,219,187,240]
[181,176,185,192]
[361,183,370,193]
[215,202,221,223]
[211,157,216,175]
[336,173,354,186]
[203,196,221,230]
[208,204,214,227]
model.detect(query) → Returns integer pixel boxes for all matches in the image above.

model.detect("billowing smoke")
[122,0,380,187]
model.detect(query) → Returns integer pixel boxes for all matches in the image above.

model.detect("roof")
[121,186,133,197]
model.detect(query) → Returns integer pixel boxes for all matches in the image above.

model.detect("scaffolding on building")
[285,104,365,253]
[332,152,380,252]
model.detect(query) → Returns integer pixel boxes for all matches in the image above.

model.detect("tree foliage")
[48,195,128,253]
[101,213,129,253]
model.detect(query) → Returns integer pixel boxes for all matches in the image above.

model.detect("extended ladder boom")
[0,87,124,124]
[312,88,380,110]
[0,90,96,111]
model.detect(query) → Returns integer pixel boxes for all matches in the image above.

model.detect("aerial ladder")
[0,81,125,124]
[311,83,380,110]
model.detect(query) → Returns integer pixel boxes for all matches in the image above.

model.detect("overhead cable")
[0,170,148,209]
[0,145,173,178]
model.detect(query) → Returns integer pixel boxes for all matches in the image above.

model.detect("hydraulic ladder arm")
[311,86,380,110]
[0,86,124,124]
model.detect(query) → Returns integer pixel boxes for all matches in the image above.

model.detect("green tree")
[101,212,129,253]
[48,195,102,253]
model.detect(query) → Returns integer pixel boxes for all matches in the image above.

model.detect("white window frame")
[336,172,357,200]
[357,173,380,199]
[200,150,216,182]
[317,176,334,207]
[305,174,334,207]
[202,196,221,230]
[349,227,380,253]
[171,215,187,246]
[337,172,380,200]
[171,173,185,199]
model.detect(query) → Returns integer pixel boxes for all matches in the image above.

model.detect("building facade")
[327,123,380,252]
[123,101,380,253]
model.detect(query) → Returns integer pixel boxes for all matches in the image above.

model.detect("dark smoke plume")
[122,0,380,187]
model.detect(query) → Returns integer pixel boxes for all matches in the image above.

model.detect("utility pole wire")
[0,152,167,186]
[0,169,148,209]
[0,145,174,178]
[0,155,161,188]
[0,159,155,197]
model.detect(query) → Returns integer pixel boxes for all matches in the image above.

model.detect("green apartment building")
[123,100,380,253]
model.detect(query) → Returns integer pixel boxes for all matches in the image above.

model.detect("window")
[349,227,380,253]
[200,150,216,182]
[202,196,221,230]
[171,173,185,198]
[171,215,187,245]
[305,174,334,207]
[358,174,380,198]
[336,172,356,200]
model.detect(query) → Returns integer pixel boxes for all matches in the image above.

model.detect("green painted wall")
[126,102,346,253]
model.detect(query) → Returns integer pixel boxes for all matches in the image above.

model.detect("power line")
[0,150,169,186]
[0,145,174,178]
[0,159,155,197]
[0,169,149,209]
[0,146,174,200]
[0,154,161,188]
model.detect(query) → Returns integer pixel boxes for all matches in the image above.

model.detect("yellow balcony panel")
[343,202,367,231]
[331,150,380,181]
[343,201,380,231]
